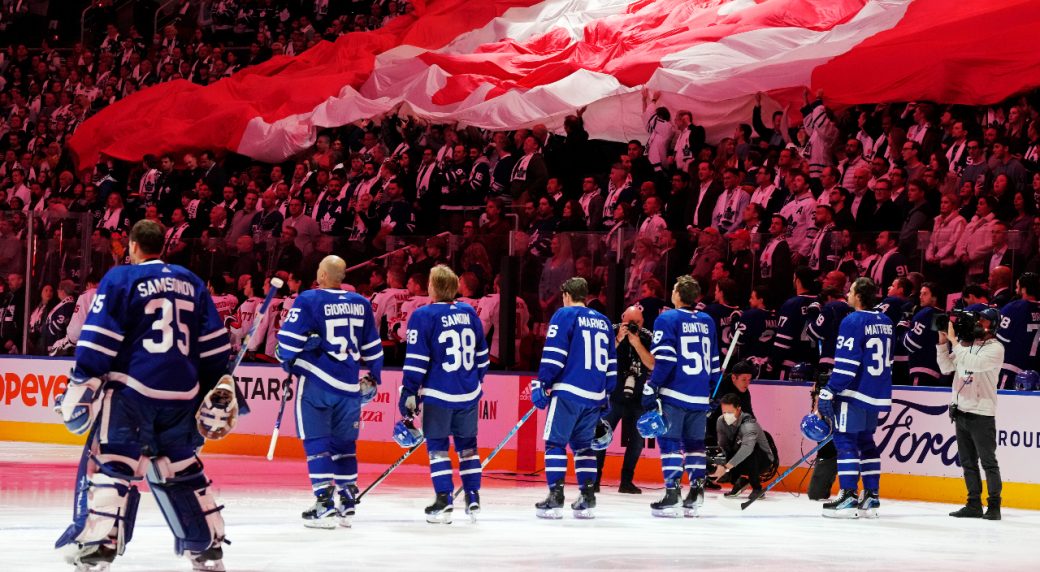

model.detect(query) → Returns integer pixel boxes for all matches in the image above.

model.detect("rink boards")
[1,356,1038,509]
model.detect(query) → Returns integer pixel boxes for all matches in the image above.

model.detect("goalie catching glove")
[56,375,103,435]
[196,374,239,440]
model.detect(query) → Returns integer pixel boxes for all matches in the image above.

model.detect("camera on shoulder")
[931,309,985,342]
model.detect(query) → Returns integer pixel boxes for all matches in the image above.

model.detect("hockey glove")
[399,386,419,417]
[360,374,378,405]
[816,387,835,424]
[302,334,322,352]
[641,383,660,411]
[530,379,551,410]
[196,374,240,440]
[58,376,103,435]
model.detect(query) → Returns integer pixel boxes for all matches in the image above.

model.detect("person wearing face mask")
[709,393,774,499]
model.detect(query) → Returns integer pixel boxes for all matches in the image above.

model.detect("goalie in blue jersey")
[56,220,236,572]
[531,277,617,519]
[816,276,893,519]
[400,265,490,523]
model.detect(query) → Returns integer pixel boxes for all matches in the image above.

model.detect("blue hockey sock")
[457,442,482,492]
[428,451,454,494]
[858,434,881,492]
[659,438,684,487]
[573,448,598,487]
[834,432,862,490]
[331,440,358,491]
[544,445,568,486]
[305,452,335,493]
[683,438,706,482]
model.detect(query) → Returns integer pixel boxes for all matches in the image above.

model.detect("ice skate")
[187,546,225,571]
[571,483,597,519]
[338,488,357,528]
[535,482,565,519]
[683,479,705,517]
[822,488,860,519]
[67,544,116,572]
[302,487,338,529]
[857,490,880,519]
[464,490,481,521]
[425,492,454,524]
[650,485,683,518]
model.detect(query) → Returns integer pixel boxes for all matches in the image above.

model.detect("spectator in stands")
[957,196,998,284]
[926,194,967,286]
[538,234,574,319]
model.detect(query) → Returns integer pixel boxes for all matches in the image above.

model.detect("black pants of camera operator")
[595,401,644,486]
[955,412,1002,508]
[729,446,771,490]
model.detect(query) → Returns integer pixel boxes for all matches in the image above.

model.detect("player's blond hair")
[428,265,459,302]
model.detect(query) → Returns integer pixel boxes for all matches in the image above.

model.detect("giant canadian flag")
[69,0,1040,168]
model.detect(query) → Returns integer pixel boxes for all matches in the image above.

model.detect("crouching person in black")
[710,393,774,499]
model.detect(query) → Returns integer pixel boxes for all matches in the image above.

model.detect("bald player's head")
[318,255,346,288]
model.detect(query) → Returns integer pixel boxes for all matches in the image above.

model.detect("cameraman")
[710,393,772,500]
[595,305,654,494]
[936,307,1004,520]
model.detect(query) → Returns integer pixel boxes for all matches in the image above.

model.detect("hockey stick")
[710,328,742,400]
[740,435,833,510]
[265,376,293,460]
[451,405,537,501]
[357,438,426,501]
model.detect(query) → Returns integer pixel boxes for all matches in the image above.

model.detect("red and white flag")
[69,0,1040,168]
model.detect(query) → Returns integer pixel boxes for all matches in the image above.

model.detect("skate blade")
[822,508,860,519]
[338,516,354,528]
[536,508,563,519]
[74,564,111,572]
[857,508,879,519]
[466,506,480,522]
[651,507,683,518]
[191,558,226,572]
[426,512,454,524]
[303,518,340,529]
[683,506,701,518]
[572,508,595,520]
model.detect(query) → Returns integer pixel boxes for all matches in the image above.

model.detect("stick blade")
[740,499,754,510]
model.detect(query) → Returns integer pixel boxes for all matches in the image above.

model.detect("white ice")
[1,442,1037,571]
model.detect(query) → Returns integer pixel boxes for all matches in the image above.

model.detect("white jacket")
[936,338,1003,416]
[926,212,967,267]
[954,213,995,276]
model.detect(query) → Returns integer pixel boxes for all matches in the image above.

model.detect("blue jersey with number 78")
[537,305,617,407]
[825,310,893,412]
[648,307,719,411]
[276,288,383,396]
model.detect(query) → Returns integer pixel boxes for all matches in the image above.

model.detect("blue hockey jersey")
[773,294,816,369]
[72,260,231,405]
[995,299,1040,374]
[648,308,720,411]
[537,305,618,406]
[903,306,941,380]
[826,310,894,412]
[276,289,383,396]
[807,300,853,366]
[402,302,489,409]
[701,302,741,359]
[733,307,777,365]
[876,295,912,364]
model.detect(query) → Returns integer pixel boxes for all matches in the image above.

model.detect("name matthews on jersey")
[135,277,196,298]
[865,323,894,336]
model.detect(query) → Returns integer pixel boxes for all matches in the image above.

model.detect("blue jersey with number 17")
[276,289,383,397]
[648,307,720,411]
[826,310,893,412]
[537,305,617,407]
[402,302,489,409]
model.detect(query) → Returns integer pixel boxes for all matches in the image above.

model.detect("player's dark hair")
[715,278,738,305]
[820,287,843,302]
[720,393,743,408]
[1018,272,1040,298]
[560,277,589,302]
[851,277,879,308]
[674,275,701,307]
[732,360,756,377]
[130,220,165,255]
[962,283,989,300]
[751,284,772,307]
[921,281,942,303]
[794,266,818,294]
[891,277,912,296]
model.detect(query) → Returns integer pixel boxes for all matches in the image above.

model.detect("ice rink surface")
[1,442,1037,572]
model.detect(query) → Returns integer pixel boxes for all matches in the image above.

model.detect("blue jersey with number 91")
[72,261,231,405]
[825,310,893,412]
[276,288,383,396]
[648,308,720,411]
[402,302,489,409]
[537,305,618,407]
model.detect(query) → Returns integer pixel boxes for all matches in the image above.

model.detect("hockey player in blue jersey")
[733,285,777,376]
[807,287,852,370]
[903,282,944,386]
[399,265,490,523]
[816,277,893,519]
[275,255,384,528]
[531,277,617,519]
[995,272,1040,389]
[773,267,818,378]
[56,220,235,571]
[644,275,721,517]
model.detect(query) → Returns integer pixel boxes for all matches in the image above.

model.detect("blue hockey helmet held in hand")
[591,418,613,451]
[1015,370,1039,391]
[636,407,669,439]
[392,419,424,448]
[800,413,832,442]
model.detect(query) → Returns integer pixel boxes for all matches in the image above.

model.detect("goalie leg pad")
[146,452,225,556]
[57,451,143,561]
